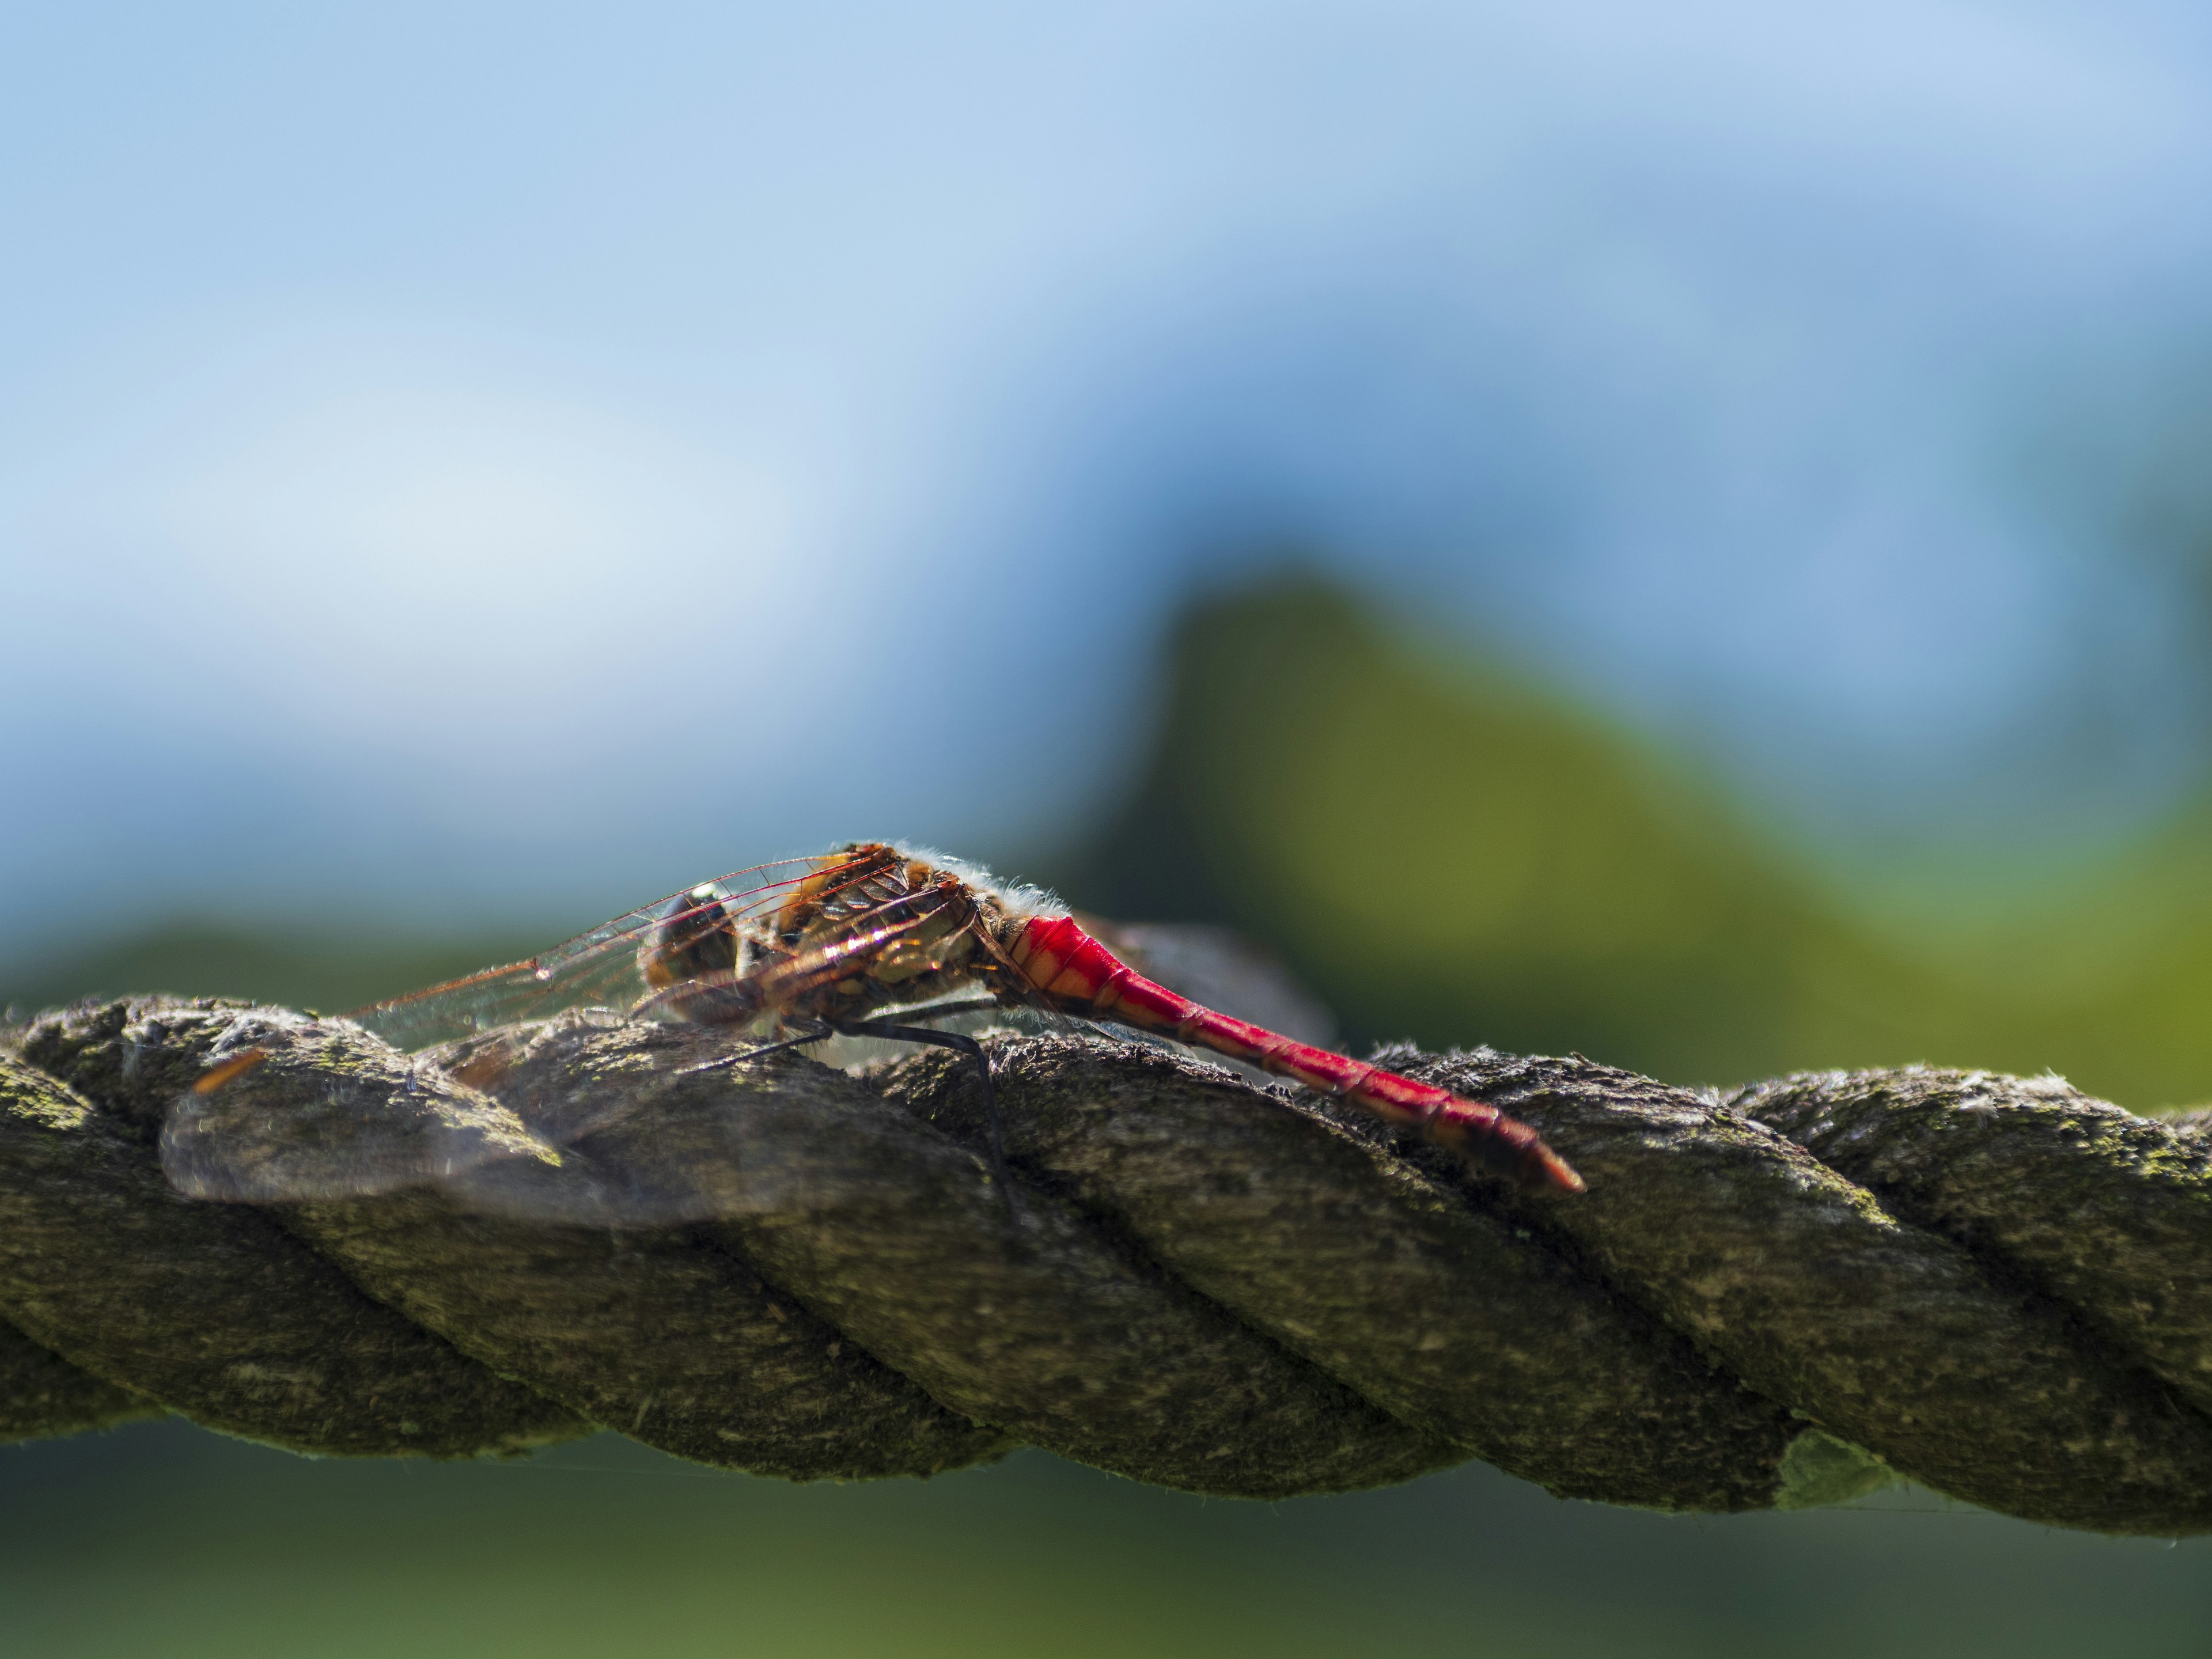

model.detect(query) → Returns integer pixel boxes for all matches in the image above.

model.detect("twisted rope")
[3,997,2210,1533]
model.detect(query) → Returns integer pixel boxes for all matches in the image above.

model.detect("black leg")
[675,1020,832,1078]
[868,996,1002,1024]
[833,1018,1018,1222]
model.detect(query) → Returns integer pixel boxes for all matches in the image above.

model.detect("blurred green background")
[13,5,2212,1651]
[4,1423,2207,1659]
[10,578,2212,1657]
[1057,579,2212,1113]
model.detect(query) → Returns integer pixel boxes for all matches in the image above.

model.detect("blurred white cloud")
[153,377,802,754]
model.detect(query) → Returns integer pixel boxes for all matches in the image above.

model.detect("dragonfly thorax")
[638,843,1035,1031]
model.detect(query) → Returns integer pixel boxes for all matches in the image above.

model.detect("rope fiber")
[3,995,2210,1533]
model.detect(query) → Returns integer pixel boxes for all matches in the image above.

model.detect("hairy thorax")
[747,844,1028,1025]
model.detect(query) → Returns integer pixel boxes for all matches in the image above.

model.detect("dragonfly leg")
[675,1020,834,1078]
[832,1018,1017,1222]
[865,996,1003,1025]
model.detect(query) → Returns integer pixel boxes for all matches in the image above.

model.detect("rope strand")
[3,997,2209,1532]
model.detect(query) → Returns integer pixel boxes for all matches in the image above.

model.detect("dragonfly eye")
[639,887,740,990]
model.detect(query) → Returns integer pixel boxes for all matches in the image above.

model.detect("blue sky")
[7,1,2212,944]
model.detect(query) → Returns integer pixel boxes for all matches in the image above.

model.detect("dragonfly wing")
[421,1017,918,1226]
[161,1013,561,1204]
[354,948,649,1052]
[163,851,968,1220]
[162,1013,914,1224]
[348,855,865,1052]
[1076,918,1338,1048]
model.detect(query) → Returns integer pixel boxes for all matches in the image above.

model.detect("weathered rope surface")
[3,997,2211,1535]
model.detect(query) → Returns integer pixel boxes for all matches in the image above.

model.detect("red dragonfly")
[180,842,1581,1214]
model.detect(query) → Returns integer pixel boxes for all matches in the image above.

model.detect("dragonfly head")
[639,884,741,992]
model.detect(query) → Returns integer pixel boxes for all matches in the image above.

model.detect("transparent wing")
[353,854,861,1050]
[164,1013,931,1226]
[161,1011,571,1207]
[416,1020,916,1225]
[165,849,984,1224]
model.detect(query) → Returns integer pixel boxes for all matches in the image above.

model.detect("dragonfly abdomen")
[1007,914,1582,1192]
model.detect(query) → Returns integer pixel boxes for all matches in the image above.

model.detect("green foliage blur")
[1058,578,2212,1112]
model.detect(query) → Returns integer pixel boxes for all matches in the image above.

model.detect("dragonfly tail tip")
[1537,1153,1587,1195]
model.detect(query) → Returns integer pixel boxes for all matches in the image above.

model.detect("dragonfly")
[174,842,1582,1221]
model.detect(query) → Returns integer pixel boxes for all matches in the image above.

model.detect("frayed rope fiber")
[5,997,2212,1533]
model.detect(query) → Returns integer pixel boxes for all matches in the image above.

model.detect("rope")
[3,996,2210,1535]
